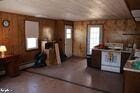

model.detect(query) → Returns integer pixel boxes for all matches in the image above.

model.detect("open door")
[65,25,72,57]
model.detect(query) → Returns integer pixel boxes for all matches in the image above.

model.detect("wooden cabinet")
[91,50,101,69]
[124,71,140,93]
[0,55,19,77]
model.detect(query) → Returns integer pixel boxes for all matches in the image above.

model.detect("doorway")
[65,25,73,57]
[87,25,103,55]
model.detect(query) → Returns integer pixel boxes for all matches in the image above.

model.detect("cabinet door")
[124,71,140,93]
[92,50,101,69]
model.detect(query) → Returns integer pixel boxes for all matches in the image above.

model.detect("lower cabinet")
[124,71,140,93]
[91,50,101,69]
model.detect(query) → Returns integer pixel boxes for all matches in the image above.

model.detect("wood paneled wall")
[0,11,72,65]
[1,12,139,61]
[73,19,140,57]
[40,19,56,41]
[54,20,73,53]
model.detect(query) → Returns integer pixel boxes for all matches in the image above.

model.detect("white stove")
[101,51,121,73]
[101,43,123,73]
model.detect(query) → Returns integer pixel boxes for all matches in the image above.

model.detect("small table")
[0,55,19,77]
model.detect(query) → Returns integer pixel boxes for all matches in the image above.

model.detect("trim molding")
[19,60,35,70]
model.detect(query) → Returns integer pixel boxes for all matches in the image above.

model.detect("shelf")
[123,33,140,35]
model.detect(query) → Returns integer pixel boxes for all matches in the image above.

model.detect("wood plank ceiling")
[0,0,132,21]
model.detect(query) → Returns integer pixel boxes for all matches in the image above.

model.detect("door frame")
[64,25,73,57]
[86,24,103,55]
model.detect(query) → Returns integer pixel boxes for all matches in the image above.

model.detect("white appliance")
[101,51,121,73]
[105,43,123,50]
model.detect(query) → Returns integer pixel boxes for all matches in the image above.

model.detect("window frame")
[65,25,72,39]
[25,20,39,51]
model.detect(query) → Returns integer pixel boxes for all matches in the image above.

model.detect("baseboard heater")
[19,60,35,70]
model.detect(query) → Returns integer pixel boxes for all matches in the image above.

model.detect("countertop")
[123,60,140,73]
[123,50,140,73]
[93,48,132,53]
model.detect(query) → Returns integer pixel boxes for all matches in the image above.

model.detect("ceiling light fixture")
[35,15,46,18]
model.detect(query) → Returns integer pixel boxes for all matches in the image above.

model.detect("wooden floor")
[0,57,123,93]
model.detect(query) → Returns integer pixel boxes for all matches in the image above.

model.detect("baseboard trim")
[71,56,86,59]
[19,60,35,70]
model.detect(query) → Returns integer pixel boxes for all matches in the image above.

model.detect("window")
[25,21,39,50]
[87,25,103,54]
[26,38,38,50]
[66,28,72,39]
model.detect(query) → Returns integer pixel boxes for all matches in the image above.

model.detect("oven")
[101,51,121,73]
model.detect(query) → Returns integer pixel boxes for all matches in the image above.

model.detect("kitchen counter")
[123,52,140,93]
[123,60,140,73]
[123,50,140,73]
[93,48,132,53]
